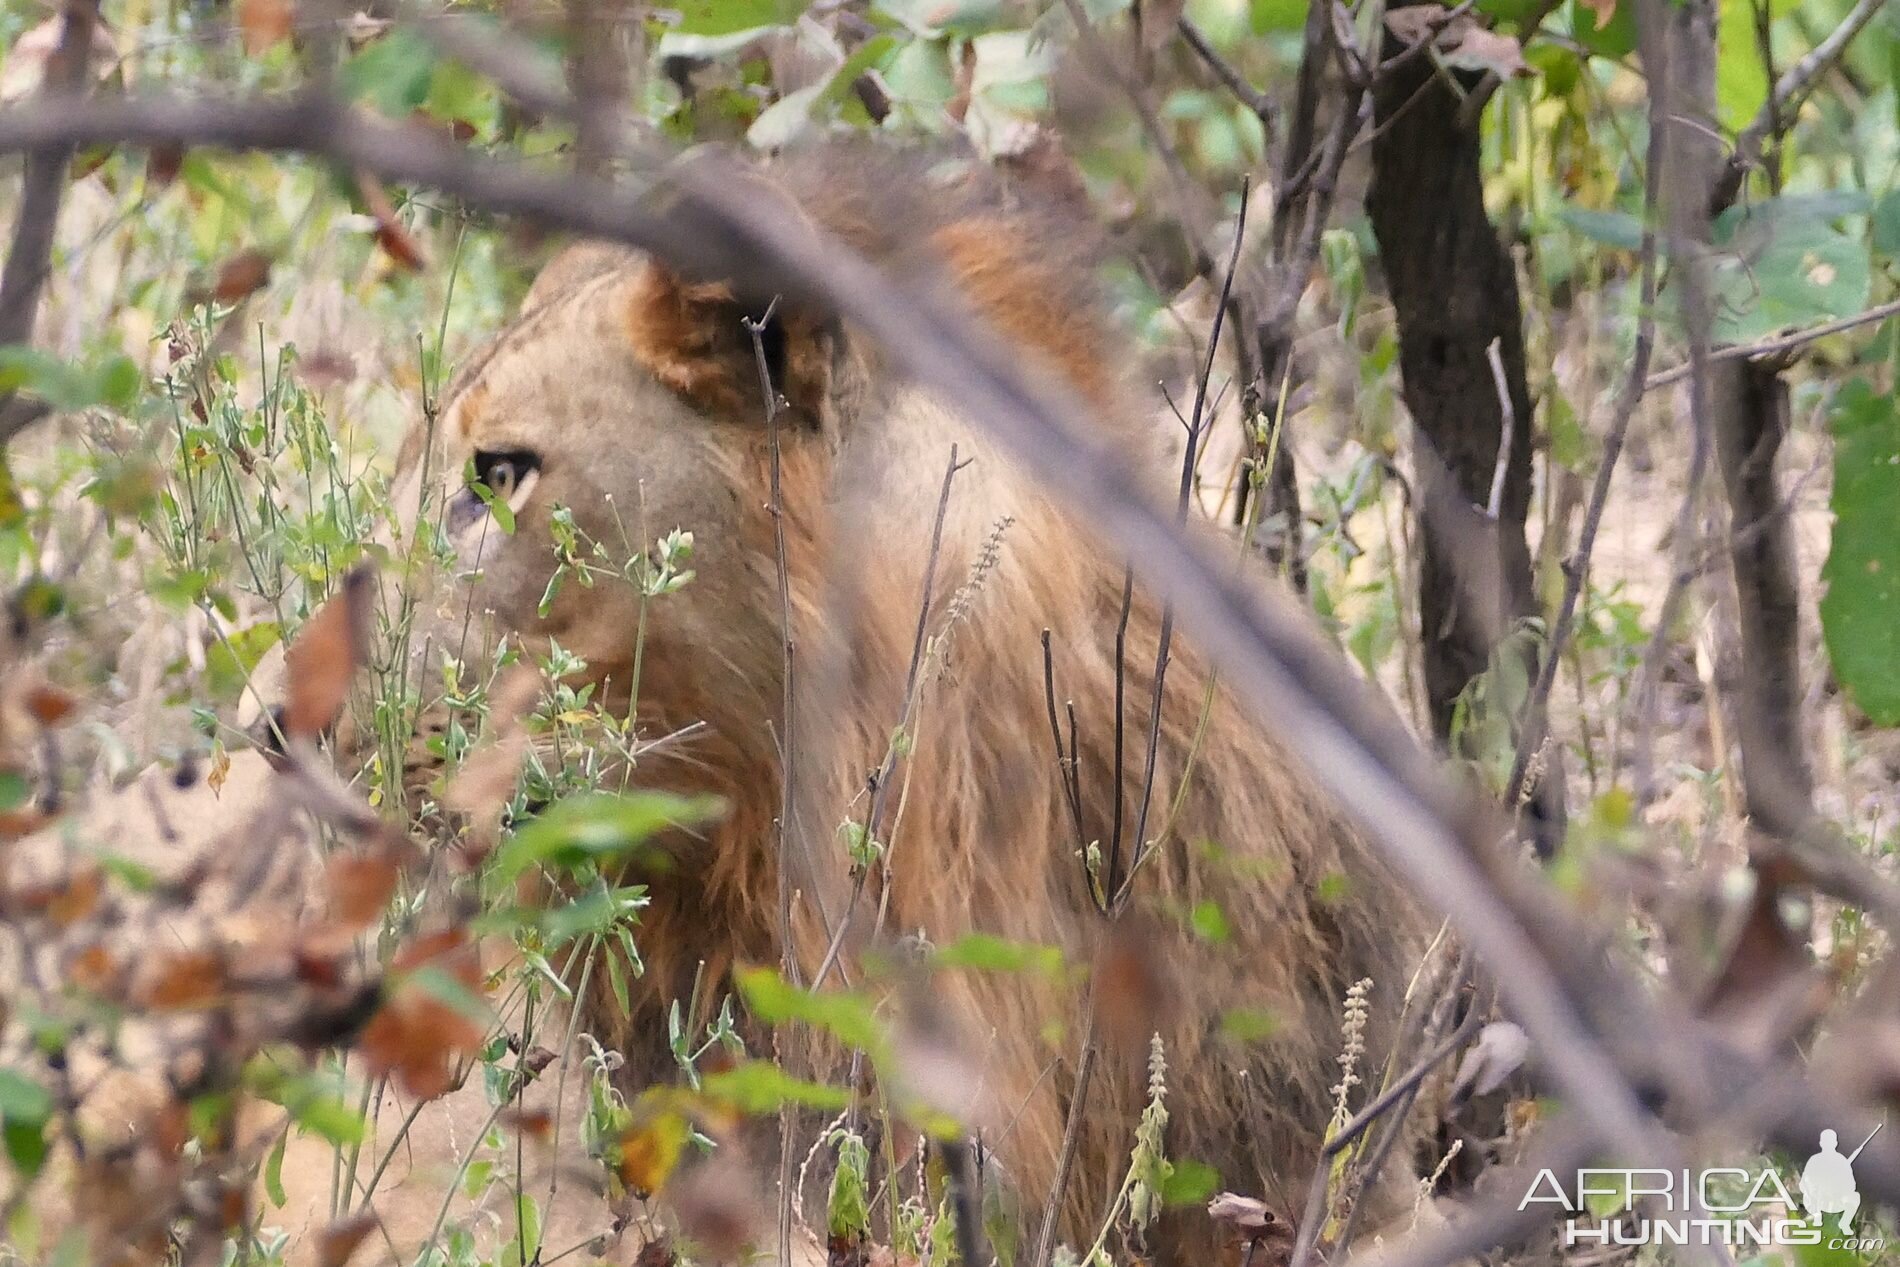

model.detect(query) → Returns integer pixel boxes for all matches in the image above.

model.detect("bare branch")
[1707,0,1890,213]
[1645,296,1900,389]
[0,0,100,445]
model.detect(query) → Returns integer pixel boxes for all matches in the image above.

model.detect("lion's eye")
[472,449,539,501]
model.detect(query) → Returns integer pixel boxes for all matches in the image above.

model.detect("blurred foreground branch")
[0,48,1897,1263]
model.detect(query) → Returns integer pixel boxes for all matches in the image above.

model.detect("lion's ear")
[521,242,636,315]
[624,259,835,425]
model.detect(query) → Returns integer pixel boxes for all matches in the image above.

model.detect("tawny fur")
[391,143,1428,1261]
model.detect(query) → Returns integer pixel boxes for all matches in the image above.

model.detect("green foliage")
[0,1069,52,1177]
[489,790,724,881]
[1821,381,1900,724]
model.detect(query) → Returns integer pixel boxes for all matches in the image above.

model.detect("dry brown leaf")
[499,1107,553,1141]
[1093,916,1174,1051]
[139,949,226,1010]
[666,1153,764,1261]
[1384,5,1534,80]
[359,928,487,1100]
[615,1110,688,1195]
[149,143,184,187]
[237,0,294,55]
[284,565,375,739]
[324,851,398,930]
[1697,865,1828,1053]
[356,172,428,272]
[203,248,274,304]
[41,867,103,927]
[1440,25,1533,78]
[317,1212,379,1267]
[24,683,75,725]
[1383,3,1451,44]
[68,943,120,995]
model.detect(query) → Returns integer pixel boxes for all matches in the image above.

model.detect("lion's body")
[377,145,1428,1261]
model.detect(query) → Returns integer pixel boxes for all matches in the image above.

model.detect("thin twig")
[0,0,100,445]
[1453,0,1565,129]
[745,301,801,1267]
[1123,176,1250,903]
[1504,113,1664,806]
[1482,338,1515,520]
[1707,0,1890,213]
[1179,16,1276,129]
[809,447,965,989]
[1644,296,1900,388]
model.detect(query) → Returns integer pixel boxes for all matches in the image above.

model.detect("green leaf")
[927,932,1065,976]
[1555,204,1643,250]
[701,1061,852,1113]
[0,1071,53,1123]
[1716,0,1769,131]
[341,31,438,115]
[1189,899,1231,943]
[1820,380,1900,725]
[491,791,724,881]
[1873,189,1900,256]
[1219,1007,1279,1042]
[0,347,140,413]
[1570,0,1635,58]
[0,1071,53,1178]
[1160,1158,1221,1206]
[1249,0,1306,33]
[1712,215,1871,343]
[670,0,801,36]
[265,1129,289,1208]
[0,770,27,812]
[736,968,885,1054]
[878,0,1012,37]
[746,83,825,150]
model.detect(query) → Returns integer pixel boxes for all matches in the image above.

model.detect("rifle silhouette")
[1848,1122,1884,1165]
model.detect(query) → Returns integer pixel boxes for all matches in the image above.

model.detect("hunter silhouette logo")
[1521,1123,1889,1251]
[1801,1125,1879,1233]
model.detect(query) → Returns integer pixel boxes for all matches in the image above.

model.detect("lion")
[271,143,1431,1264]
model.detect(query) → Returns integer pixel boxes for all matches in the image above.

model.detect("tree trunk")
[1364,16,1536,740]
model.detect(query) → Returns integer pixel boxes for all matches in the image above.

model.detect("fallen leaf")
[1447,1021,1531,1107]
[68,943,120,995]
[359,928,487,1100]
[317,1212,379,1267]
[616,1109,689,1194]
[139,949,226,1010]
[324,852,398,931]
[148,143,184,186]
[24,683,75,725]
[203,248,274,304]
[283,566,375,739]
[499,1107,553,1141]
[1207,1191,1278,1234]
[238,0,294,55]
[356,172,428,272]
[39,868,103,927]
[1439,26,1533,78]
[1384,5,1534,80]
[667,1153,763,1260]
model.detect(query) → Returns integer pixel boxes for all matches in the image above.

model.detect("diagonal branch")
[0,0,100,445]
[1707,0,1889,214]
